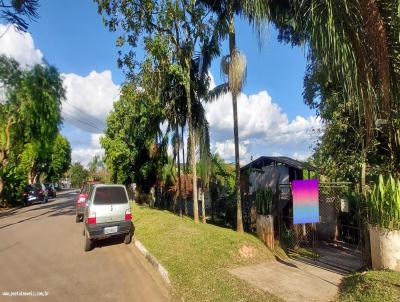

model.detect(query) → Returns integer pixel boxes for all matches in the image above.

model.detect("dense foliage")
[95,0,218,222]
[101,83,167,193]
[255,187,273,216]
[68,162,89,189]
[266,0,400,180]
[0,55,69,205]
[368,175,400,230]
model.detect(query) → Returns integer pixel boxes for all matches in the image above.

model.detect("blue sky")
[0,0,321,165]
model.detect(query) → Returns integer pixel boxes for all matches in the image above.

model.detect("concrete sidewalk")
[229,258,344,302]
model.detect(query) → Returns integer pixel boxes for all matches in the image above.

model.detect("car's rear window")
[93,187,128,205]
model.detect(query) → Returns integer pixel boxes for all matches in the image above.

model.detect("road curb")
[134,239,171,285]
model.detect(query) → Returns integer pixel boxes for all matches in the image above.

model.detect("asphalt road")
[0,191,170,302]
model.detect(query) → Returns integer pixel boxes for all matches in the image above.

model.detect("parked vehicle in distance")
[83,184,133,252]
[22,183,48,206]
[75,181,101,223]
[44,183,57,199]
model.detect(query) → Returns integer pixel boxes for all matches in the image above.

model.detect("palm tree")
[267,0,400,172]
[163,54,212,219]
[200,0,258,232]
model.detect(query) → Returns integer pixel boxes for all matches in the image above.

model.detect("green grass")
[132,204,280,302]
[337,270,400,302]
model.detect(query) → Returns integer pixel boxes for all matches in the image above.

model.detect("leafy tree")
[14,63,64,183]
[95,0,216,223]
[88,155,105,181]
[0,55,64,203]
[207,153,235,222]
[101,82,167,193]
[68,162,89,188]
[0,0,39,33]
[200,0,269,232]
[266,0,400,178]
[45,134,71,182]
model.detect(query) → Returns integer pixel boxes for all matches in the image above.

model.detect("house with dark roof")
[240,156,313,196]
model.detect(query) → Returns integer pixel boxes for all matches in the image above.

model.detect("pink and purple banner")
[292,179,320,224]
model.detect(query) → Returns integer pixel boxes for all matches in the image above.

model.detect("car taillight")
[38,189,44,194]
[87,211,96,224]
[125,209,132,221]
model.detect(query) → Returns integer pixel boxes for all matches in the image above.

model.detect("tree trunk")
[185,79,199,223]
[28,170,34,184]
[0,117,14,202]
[182,124,188,215]
[201,186,206,223]
[359,0,399,169]
[229,13,244,233]
[0,176,4,205]
[176,123,183,217]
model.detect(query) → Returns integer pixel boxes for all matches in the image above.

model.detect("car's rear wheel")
[75,215,81,223]
[84,233,92,252]
[124,231,132,244]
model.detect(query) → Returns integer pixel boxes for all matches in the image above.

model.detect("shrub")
[368,174,400,230]
[255,187,273,215]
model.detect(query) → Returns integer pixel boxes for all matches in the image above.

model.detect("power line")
[62,111,103,132]
[62,102,106,126]
[62,108,102,129]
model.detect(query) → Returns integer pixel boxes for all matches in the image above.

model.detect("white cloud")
[0,23,117,166]
[71,133,104,167]
[212,140,249,163]
[0,23,120,134]
[292,152,309,161]
[205,90,322,142]
[0,24,43,66]
[62,70,120,133]
[205,88,323,163]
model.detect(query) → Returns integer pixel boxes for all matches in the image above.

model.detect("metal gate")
[276,182,366,272]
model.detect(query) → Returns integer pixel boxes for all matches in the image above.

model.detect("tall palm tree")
[162,64,187,214]
[200,0,269,232]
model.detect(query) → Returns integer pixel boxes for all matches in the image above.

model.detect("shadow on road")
[0,206,23,218]
[22,197,75,215]
[0,197,75,230]
[0,210,54,230]
[92,235,126,250]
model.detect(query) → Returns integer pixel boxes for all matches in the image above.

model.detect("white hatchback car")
[83,184,133,251]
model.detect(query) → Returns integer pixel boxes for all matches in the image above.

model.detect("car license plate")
[104,226,118,234]
[28,196,35,201]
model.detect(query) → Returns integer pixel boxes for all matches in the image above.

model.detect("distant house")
[240,156,313,196]
[239,156,314,232]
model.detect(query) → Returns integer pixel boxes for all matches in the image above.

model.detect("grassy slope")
[338,270,400,302]
[132,204,280,302]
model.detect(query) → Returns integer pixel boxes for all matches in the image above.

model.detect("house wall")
[248,165,290,194]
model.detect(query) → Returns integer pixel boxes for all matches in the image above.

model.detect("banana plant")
[368,174,400,230]
[255,187,273,216]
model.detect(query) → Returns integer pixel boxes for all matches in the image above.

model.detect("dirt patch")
[238,244,257,258]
